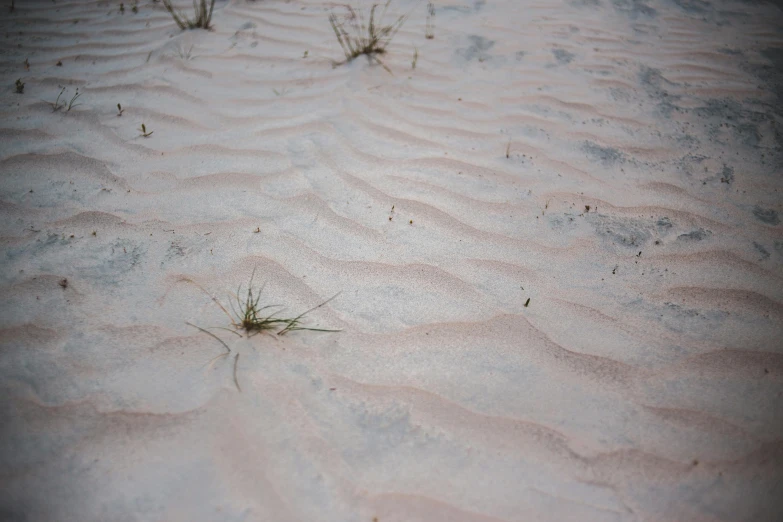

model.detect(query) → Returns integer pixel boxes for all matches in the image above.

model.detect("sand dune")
[1,0,782,520]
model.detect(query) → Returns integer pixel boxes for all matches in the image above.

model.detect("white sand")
[1,0,782,520]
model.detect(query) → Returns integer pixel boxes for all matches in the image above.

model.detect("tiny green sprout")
[15,78,24,93]
[303,50,309,58]
[139,123,153,137]
[524,297,530,307]
[131,2,138,14]
[117,103,124,116]
[91,230,97,236]
[119,3,124,14]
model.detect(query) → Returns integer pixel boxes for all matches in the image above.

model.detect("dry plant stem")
[425,2,435,39]
[52,87,65,112]
[233,353,241,392]
[66,89,81,111]
[329,0,409,73]
[277,292,342,336]
[186,321,230,353]
[162,0,215,30]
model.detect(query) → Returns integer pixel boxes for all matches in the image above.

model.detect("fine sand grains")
[1,1,782,521]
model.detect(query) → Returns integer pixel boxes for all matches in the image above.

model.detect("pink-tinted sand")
[1,1,782,521]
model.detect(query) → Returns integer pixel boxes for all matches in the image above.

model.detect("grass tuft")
[230,268,341,337]
[186,269,341,391]
[161,0,215,30]
[328,1,409,73]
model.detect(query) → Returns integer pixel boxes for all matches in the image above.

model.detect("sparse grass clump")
[186,269,341,391]
[161,0,215,30]
[329,0,409,72]
[229,270,340,337]
[15,78,24,93]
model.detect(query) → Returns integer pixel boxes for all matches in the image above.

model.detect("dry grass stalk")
[329,1,409,73]
[161,0,215,30]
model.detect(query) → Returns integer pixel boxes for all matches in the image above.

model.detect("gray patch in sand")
[720,165,734,184]
[669,0,713,14]
[753,242,771,260]
[582,141,626,164]
[639,66,681,115]
[456,35,495,62]
[5,235,145,285]
[758,47,783,105]
[656,217,674,230]
[588,215,655,251]
[552,49,575,64]
[692,98,780,150]
[677,229,712,241]
[612,0,657,18]
[752,206,780,226]
[658,302,730,334]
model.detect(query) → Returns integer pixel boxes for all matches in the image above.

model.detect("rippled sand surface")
[1,1,782,520]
